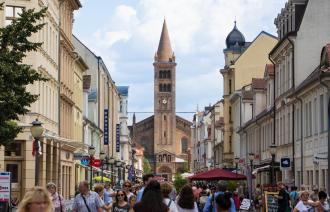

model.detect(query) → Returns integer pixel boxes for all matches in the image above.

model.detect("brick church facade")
[131,20,192,181]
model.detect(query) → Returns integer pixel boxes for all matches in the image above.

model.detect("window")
[229,79,232,94]
[5,6,23,25]
[320,94,324,132]
[5,142,22,157]
[167,84,171,92]
[314,98,317,134]
[181,138,188,153]
[6,164,18,183]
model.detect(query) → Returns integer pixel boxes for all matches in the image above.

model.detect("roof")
[156,19,173,62]
[252,78,267,90]
[117,86,129,96]
[242,90,253,100]
[225,21,246,49]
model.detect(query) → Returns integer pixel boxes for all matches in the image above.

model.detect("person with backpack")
[161,182,178,212]
[46,182,65,212]
[203,182,236,212]
[290,186,299,209]
[72,181,104,212]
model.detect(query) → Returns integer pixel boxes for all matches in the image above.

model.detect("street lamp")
[115,160,122,186]
[122,162,126,181]
[30,119,44,186]
[248,153,254,211]
[269,144,277,187]
[99,151,106,183]
[88,146,96,189]
[234,157,240,179]
[109,157,115,183]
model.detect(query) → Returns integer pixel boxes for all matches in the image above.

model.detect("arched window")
[181,137,188,153]
[167,84,171,92]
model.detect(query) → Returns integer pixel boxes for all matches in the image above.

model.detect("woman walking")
[161,182,178,212]
[94,184,112,211]
[176,185,198,212]
[133,180,169,212]
[111,190,131,212]
[46,182,65,212]
[17,186,52,212]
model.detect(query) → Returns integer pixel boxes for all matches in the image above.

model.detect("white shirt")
[164,198,178,212]
[294,200,314,212]
[175,201,198,212]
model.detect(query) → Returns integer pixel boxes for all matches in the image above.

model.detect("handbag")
[82,195,91,212]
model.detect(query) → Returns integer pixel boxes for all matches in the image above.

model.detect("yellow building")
[220,23,277,166]
[0,0,82,200]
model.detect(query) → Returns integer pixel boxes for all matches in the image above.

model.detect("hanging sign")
[104,109,109,145]
[116,124,120,152]
[280,157,291,170]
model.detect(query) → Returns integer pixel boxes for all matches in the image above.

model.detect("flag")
[32,140,42,157]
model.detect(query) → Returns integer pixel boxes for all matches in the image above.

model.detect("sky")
[73,0,287,122]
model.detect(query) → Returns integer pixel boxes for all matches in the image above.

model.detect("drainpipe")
[295,97,304,187]
[57,0,64,195]
[255,120,261,184]
[288,37,295,183]
[97,57,101,128]
[318,73,330,193]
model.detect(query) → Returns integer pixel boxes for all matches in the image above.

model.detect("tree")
[143,157,152,174]
[173,173,188,193]
[0,6,47,146]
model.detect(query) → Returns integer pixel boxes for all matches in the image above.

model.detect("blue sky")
[73,0,287,122]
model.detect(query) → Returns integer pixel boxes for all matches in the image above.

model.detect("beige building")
[0,0,83,200]
[220,26,277,166]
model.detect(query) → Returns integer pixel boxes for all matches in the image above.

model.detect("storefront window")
[6,164,18,183]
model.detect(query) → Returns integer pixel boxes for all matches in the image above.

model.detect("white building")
[289,0,330,190]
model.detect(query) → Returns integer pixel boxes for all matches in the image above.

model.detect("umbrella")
[189,168,247,181]
[181,172,194,178]
[93,176,111,182]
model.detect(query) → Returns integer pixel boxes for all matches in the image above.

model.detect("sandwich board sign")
[0,172,11,212]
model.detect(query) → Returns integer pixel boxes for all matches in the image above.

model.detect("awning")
[175,157,186,163]
[189,168,247,181]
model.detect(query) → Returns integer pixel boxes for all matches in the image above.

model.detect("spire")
[156,19,173,62]
[133,113,136,125]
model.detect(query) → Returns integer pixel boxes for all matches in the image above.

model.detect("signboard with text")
[116,124,120,152]
[104,109,109,145]
[264,191,279,212]
[0,172,11,202]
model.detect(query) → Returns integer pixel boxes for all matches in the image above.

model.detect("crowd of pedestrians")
[14,175,330,212]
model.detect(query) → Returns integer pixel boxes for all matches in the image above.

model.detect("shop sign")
[116,124,120,152]
[92,159,101,167]
[104,109,109,145]
[81,158,90,166]
[0,172,10,202]
[280,157,291,170]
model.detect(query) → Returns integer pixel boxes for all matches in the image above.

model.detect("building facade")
[220,28,277,167]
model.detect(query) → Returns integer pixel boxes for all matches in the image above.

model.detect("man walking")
[72,181,104,212]
[277,182,290,212]
[136,174,154,202]
[203,182,236,212]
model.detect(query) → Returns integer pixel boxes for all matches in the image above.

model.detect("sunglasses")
[124,185,131,188]
[117,194,125,197]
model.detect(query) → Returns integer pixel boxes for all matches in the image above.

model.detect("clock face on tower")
[162,98,167,104]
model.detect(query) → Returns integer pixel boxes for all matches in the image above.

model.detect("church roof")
[225,21,246,49]
[157,19,173,62]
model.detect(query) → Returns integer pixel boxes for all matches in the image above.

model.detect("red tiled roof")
[252,78,267,90]
[242,90,253,100]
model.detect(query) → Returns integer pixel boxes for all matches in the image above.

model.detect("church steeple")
[156,19,174,62]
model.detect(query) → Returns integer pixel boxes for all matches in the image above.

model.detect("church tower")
[153,20,176,154]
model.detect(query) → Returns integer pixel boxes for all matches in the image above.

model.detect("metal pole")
[236,163,238,179]
[90,157,93,190]
[101,160,104,183]
[111,164,114,183]
[271,154,275,186]
[250,160,253,211]
[35,139,40,186]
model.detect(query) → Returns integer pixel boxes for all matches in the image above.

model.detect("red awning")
[189,168,247,181]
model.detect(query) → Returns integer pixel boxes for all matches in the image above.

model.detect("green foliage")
[173,173,188,193]
[143,157,152,174]
[0,7,47,146]
[227,180,238,191]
